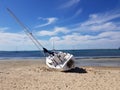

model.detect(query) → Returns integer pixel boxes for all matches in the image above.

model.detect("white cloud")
[48,31,120,49]
[59,0,80,9]
[37,27,70,36]
[35,17,58,28]
[74,10,120,32]
[97,31,120,39]
[0,31,27,45]
[0,27,69,50]
[50,36,61,41]
[0,30,41,51]
[0,29,120,50]
[0,27,9,32]
[89,22,120,31]
[74,9,82,17]
[81,10,120,26]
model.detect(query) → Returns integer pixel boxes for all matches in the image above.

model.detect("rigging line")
[6,8,44,50]
[23,28,41,50]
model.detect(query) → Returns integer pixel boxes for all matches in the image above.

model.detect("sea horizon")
[0,48,119,51]
[0,49,120,58]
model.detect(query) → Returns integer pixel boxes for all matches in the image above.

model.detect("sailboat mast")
[7,8,44,50]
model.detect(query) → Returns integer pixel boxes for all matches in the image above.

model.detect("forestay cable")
[7,8,44,50]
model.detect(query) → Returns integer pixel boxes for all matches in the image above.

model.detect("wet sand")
[0,58,120,90]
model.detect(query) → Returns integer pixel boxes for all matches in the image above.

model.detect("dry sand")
[0,58,120,90]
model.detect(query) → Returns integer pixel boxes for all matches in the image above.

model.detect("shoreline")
[0,56,120,60]
[0,57,120,68]
[0,58,120,70]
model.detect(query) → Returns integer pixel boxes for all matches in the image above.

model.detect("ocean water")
[0,49,120,67]
[0,49,120,59]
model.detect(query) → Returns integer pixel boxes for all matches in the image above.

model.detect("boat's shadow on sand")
[63,67,87,74]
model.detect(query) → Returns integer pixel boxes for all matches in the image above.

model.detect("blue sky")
[0,0,120,51]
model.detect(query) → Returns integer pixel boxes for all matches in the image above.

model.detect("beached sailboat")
[7,8,75,71]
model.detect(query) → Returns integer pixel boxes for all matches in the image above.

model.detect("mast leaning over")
[7,8,44,50]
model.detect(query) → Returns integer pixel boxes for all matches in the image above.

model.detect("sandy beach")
[0,58,120,90]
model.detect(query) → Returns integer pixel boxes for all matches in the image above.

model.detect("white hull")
[46,51,75,71]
